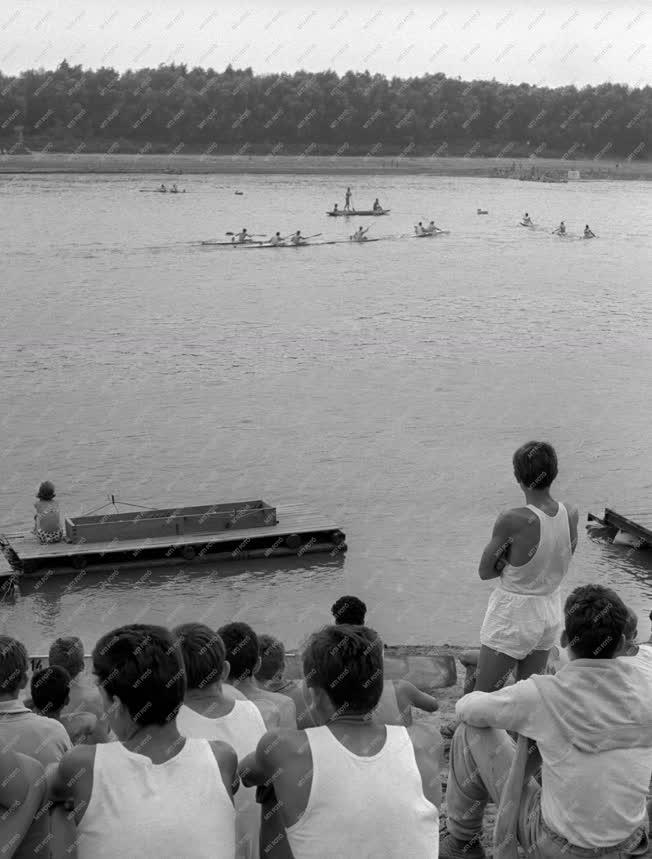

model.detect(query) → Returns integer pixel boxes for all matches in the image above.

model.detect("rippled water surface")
[1,172,651,651]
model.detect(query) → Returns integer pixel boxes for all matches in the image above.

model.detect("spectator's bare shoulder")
[406,722,443,758]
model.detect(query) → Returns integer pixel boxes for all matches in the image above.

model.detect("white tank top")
[500,502,572,595]
[77,738,236,859]
[286,725,438,859]
[177,701,266,859]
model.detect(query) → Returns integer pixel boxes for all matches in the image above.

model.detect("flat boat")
[327,208,390,217]
[0,499,346,576]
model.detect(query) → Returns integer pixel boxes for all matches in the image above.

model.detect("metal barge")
[587,508,652,548]
[0,499,347,577]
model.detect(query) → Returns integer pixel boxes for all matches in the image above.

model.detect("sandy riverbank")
[0,152,650,180]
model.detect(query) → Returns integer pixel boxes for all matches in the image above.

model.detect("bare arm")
[210,741,239,800]
[408,724,443,809]
[566,503,580,554]
[239,731,278,789]
[478,511,518,580]
[398,680,438,713]
[0,750,29,811]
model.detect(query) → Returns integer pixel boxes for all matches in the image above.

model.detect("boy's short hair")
[564,585,629,659]
[49,637,85,678]
[0,636,28,696]
[255,635,285,682]
[303,624,383,714]
[513,441,558,490]
[173,623,226,690]
[31,666,71,715]
[92,624,186,726]
[331,595,367,626]
[217,623,259,682]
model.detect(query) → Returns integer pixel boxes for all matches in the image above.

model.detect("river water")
[1,172,651,653]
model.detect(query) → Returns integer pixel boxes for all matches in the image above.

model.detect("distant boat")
[235,191,244,195]
[477,209,489,215]
[327,208,390,217]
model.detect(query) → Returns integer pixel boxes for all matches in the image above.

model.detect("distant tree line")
[0,60,649,159]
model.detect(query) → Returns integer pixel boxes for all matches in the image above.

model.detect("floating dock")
[587,508,652,548]
[0,499,347,577]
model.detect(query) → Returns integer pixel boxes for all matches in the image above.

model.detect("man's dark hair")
[303,624,383,714]
[564,585,629,659]
[331,595,367,626]
[49,636,85,679]
[255,634,285,682]
[92,624,186,726]
[512,441,558,490]
[217,622,259,682]
[173,623,226,691]
[0,636,28,696]
[31,666,71,715]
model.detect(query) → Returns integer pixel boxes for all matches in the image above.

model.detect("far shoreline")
[0,152,650,181]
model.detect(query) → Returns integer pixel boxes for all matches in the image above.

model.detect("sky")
[0,0,649,88]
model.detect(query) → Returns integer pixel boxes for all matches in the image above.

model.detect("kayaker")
[171,183,178,193]
[290,230,306,246]
[584,224,595,238]
[236,228,249,243]
[373,198,381,212]
[333,203,339,214]
[344,187,352,211]
[352,226,369,242]
[522,212,532,225]
[414,222,427,236]
[426,220,437,235]
[159,184,167,192]
[269,232,284,246]
[554,220,566,235]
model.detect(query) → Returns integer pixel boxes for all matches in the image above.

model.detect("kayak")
[411,230,450,238]
[140,189,186,194]
[327,209,390,217]
[201,238,385,249]
[201,239,264,246]
[519,221,535,228]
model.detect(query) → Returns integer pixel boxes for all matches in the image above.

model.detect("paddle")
[225,232,266,237]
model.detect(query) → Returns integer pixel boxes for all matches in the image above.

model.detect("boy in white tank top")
[476,441,579,693]
[45,624,237,859]
[174,623,267,859]
[239,625,442,859]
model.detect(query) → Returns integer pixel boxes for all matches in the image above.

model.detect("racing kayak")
[201,238,385,248]
[411,230,450,238]
[140,189,186,194]
[519,221,535,228]
[327,209,390,217]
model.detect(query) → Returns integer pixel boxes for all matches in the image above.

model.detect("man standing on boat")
[474,441,579,695]
[344,187,352,211]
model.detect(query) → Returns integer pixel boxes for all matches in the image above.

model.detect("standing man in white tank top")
[45,624,238,859]
[240,625,441,859]
[476,441,579,693]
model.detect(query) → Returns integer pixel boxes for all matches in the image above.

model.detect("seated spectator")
[33,480,63,544]
[175,623,267,859]
[440,584,652,859]
[255,634,307,717]
[0,635,71,766]
[0,748,49,859]
[48,635,111,741]
[30,665,100,745]
[217,623,295,729]
[240,624,441,859]
[325,594,439,727]
[47,623,238,859]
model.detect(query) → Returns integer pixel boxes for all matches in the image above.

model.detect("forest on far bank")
[0,61,649,160]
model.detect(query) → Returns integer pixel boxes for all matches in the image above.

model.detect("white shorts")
[480,588,562,661]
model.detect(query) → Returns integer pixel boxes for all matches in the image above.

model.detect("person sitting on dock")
[30,666,101,745]
[33,480,63,544]
[174,623,267,859]
[217,622,296,729]
[49,636,111,741]
[239,624,441,859]
[47,624,238,859]
[474,441,579,695]
[0,635,71,766]
[440,584,652,859]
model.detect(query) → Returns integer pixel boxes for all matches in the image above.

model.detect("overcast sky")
[1,0,648,88]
